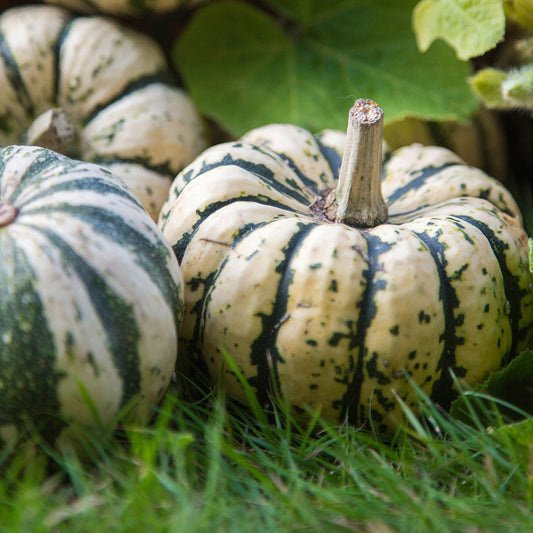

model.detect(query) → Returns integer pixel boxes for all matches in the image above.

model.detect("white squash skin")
[383,144,522,223]
[273,223,378,419]
[160,124,533,432]
[162,135,337,206]
[241,124,341,189]
[178,200,523,428]
[82,84,206,173]
[162,163,315,250]
[0,146,184,445]
[314,129,347,155]
[0,6,69,142]
[100,162,174,220]
[81,83,207,217]
[57,17,167,122]
[20,210,180,424]
[0,5,207,220]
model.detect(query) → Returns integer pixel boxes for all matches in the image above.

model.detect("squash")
[383,108,509,183]
[0,145,184,446]
[159,99,533,433]
[0,5,206,220]
[45,0,205,16]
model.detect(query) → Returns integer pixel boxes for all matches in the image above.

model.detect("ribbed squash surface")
[159,123,533,432]
[0,145,184,446]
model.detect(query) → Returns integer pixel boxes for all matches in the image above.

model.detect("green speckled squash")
[0,5,206,220]
[159,99,533,433]
[0,145,184,447]
[45,0,205,16]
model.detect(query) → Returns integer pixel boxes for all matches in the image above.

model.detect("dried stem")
[23,108,75,153]
[335,98,388,227]
[0,203,17,227]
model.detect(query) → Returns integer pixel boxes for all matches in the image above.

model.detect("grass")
[1,374,532,533]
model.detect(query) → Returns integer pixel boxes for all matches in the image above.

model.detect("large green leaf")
[413,0,506,60]
[480,349,533,416]
[174,0,477,136]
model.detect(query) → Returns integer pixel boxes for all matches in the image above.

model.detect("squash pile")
[0,4,199,447]
[159,99,533,432]
[0,2,532,444]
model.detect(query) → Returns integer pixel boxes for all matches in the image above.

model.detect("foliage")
[470,64,533,110]
[451,350,533,427]
[411,0,533,113]
[412,0,506,60]
[467,0,533,113]
[173,0,477,136]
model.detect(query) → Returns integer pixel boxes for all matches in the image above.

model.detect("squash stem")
[22,108,76,155]
[0,203,17,227]
[335,99,388,227]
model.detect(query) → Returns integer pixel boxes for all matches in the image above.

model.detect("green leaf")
[482,350,533,415]
[174,0,477,136]
[451,350,533,426]
[498,417,533,448]
[504,0,533,32]
[256,0,315,21]
[413,0,506,60]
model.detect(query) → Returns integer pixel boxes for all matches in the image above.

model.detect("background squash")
[0,4,206,220]
[45,0,205,16]
[159,99,533,433]
[0,145,184,447]
[383,108,509,183]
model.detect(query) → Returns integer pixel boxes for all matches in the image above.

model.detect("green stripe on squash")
[0,233,66,441]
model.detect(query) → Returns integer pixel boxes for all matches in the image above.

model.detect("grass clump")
[1,374,532,533]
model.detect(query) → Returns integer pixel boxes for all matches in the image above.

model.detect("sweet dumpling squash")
[0,5,206,220]
[0,145,184,447]
[159,99,533,433]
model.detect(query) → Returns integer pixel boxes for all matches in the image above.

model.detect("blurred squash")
[384,109,508,183]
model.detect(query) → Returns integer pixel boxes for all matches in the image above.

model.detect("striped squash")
[0,145,184,447]
[0,5,206,220]
[383,108,509,183]
[159,99,533,433]
[45,0,205,16]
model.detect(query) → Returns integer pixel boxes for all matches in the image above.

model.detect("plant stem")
[335,98,388,227]
[23,108,75,153]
